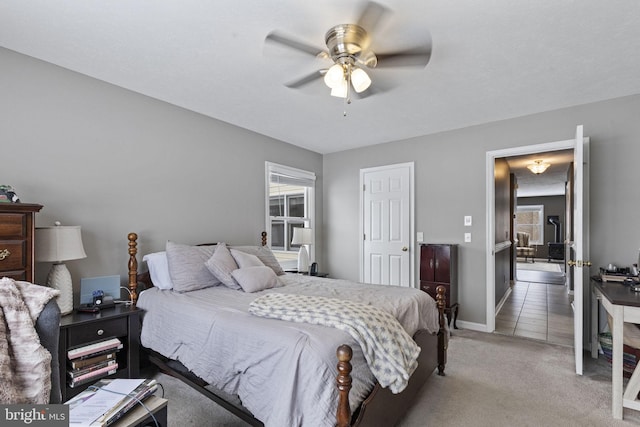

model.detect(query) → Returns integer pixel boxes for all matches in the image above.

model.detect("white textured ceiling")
[2,1,640,154]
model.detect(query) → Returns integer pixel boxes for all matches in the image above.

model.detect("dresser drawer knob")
[0,249,10,261]
[97,329,104,336]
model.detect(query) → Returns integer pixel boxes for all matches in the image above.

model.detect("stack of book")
[68,378,158,426]
[67,337,123,388]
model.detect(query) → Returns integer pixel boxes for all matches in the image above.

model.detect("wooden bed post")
[261,231,267,246]
[128,232,138,306]
[436,285,447,376]
[336,344,353,427]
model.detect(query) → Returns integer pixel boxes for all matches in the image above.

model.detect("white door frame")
[486,139,576,333]
[359,162,415,287]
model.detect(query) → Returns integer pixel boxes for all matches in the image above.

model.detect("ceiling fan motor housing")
[325,24,371,64]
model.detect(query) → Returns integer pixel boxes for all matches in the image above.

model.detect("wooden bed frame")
[127,232,447,427]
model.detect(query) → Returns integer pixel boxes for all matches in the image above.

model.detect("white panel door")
[572,125,590,375]
[361,163,413,287]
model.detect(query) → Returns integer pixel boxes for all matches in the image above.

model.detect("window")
[265,162,315,269]
[516,205,544,245]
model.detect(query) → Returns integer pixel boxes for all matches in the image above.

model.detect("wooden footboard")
[336,285,447,427]
[127,232,447,427]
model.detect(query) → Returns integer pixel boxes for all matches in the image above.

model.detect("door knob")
[402,247,408,252]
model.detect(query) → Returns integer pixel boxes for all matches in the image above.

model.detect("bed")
[126,232,447,427]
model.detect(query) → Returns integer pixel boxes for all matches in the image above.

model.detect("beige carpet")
[149,330,640,426]
[517,262,562,273]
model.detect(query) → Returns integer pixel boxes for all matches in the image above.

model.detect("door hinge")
[363,233,366,240]
[568,260,592,267]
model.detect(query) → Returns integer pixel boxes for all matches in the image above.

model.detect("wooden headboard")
[127,231,269,305]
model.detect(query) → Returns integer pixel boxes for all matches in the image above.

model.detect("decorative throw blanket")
[249,293,420,393]
[0,277,59,404]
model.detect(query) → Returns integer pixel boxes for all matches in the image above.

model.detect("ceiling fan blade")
[355,1,390,34]
[284,70,326,89]
[266,31,326,57]
[376,40,432,68]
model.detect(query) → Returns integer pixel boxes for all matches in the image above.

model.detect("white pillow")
[231,266,280,293]
[205,243,241,290]
[142,251,174,290]
[230,249,264,268]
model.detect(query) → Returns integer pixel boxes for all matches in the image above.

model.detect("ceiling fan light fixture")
[527,160,551,174]
[330,79,348,98]
[324,63,345,89]
[351,67,371,93]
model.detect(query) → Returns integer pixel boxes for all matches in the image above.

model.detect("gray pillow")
[231,266,281,293]
[230,249,264,268]
[166,241,220,292]
[230,245,285,276]
[205,243,241,290]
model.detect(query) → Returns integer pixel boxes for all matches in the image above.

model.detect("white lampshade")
[292,228,313,273]
[35,223,87,262]
[35,222,86,315]
[330,79,348,98]
[324,63,345,89]
[291,227,313,246]
[351,67,371,93]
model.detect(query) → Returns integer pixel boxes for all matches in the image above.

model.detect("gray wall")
[323,94,640,327]
[5,46,640,328]
[1,47,323,299]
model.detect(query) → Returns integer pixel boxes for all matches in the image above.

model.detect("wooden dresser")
[0,203,43,282]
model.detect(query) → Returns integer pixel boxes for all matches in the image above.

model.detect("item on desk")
[67,378,157,426]
[631,284,640,293]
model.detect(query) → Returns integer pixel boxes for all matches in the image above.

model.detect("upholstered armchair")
[516,231,536,263]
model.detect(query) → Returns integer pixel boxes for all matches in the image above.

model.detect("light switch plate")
[464,216,472,226]
[464,232,472,242]
[416,232,424,242]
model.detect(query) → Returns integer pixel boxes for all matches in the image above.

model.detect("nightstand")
[285,270,329,278]
[59,305,140,402]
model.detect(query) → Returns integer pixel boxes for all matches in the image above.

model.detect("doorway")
[487,126,590,375]
[497,149,573,346]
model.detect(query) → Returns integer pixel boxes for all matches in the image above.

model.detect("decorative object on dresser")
[0,202,43,282]
[0,184,20,203]
[420,243,459,329]
[291,227,313,273]
[35,222,87,315]
[58,305,140,402]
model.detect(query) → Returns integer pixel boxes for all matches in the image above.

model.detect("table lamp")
[35,222,87,315]
[291,227,313,273]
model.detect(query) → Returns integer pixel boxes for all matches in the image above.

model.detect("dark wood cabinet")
[420,243,459,328]
[59,306,140,401]
[0,203,43,282]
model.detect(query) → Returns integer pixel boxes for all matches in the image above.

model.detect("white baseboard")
[455,320,490,332]
[495,286,513,316]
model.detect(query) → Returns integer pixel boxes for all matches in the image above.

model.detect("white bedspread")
[136,274,440,427]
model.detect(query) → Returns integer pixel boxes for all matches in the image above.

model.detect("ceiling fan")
[265,1,432,106]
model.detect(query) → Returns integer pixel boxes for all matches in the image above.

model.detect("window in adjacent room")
[515,204,544,245]
[265,162,315,270]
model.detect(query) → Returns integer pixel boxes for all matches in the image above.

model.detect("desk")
[592,278,640,419]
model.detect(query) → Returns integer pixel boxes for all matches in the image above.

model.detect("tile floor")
[495,277,574,346]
